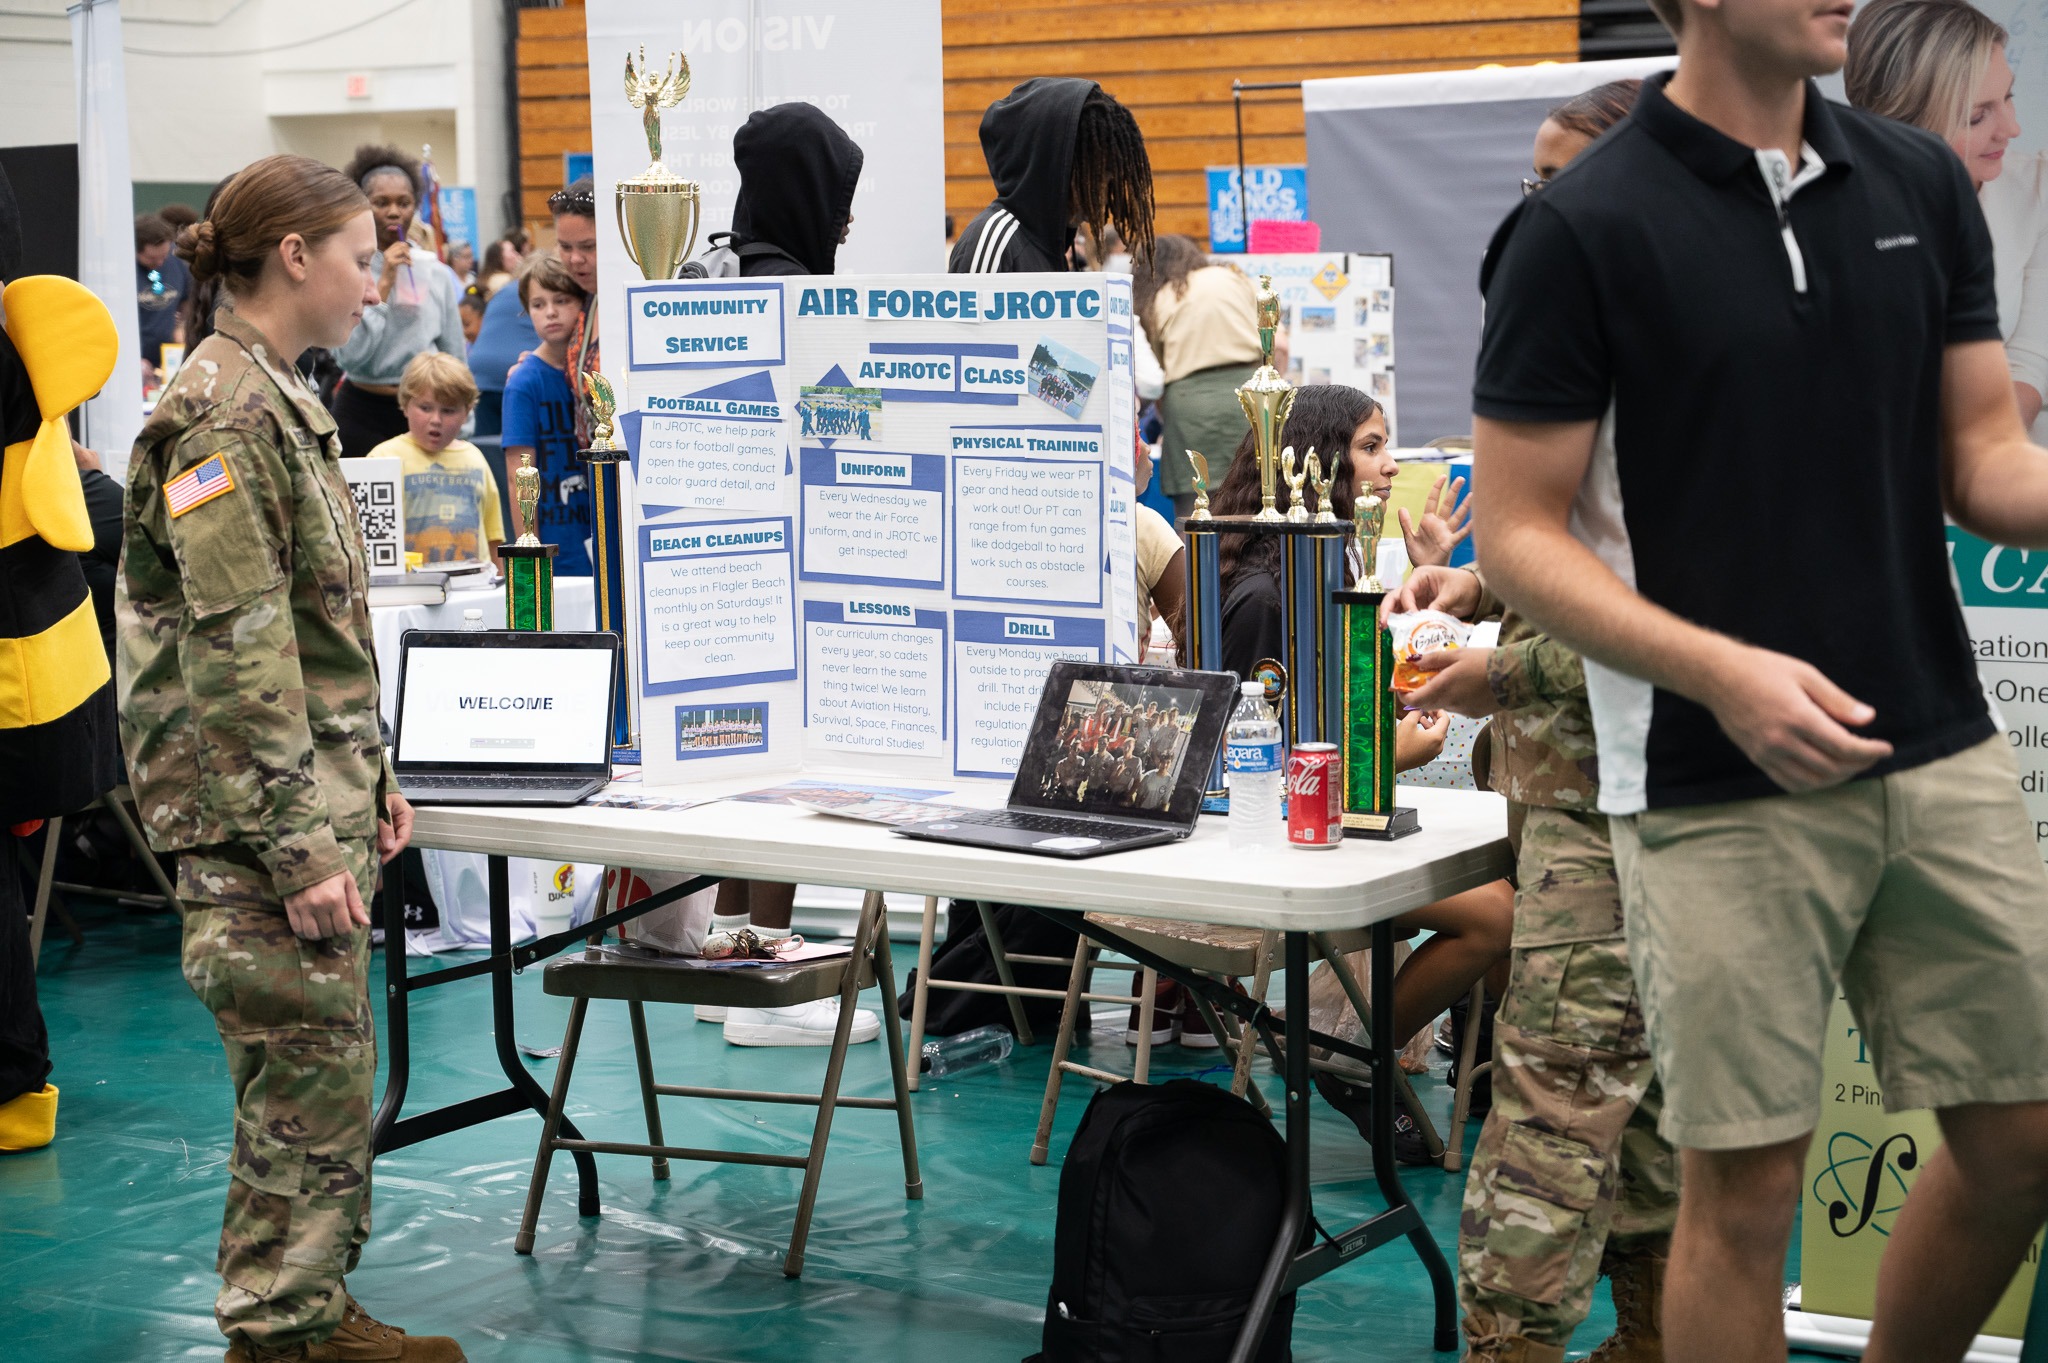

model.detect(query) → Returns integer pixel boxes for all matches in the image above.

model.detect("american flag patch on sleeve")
[164,453,236,518]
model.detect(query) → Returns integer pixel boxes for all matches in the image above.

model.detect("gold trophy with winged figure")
[617,47,701,280]
[1237,274,1295,522]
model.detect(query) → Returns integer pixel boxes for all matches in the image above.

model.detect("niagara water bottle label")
[1228,737,1283,774]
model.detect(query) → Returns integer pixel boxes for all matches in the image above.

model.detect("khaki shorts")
[1612,736,2048,1150]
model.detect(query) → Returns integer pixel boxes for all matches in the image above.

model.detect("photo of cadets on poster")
[618,275,1142,786]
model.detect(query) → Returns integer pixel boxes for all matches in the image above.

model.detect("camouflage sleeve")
[1488,631,1588,711]
[161,427,349,897]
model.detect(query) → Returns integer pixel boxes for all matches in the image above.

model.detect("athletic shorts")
[1611,736,2048,1150]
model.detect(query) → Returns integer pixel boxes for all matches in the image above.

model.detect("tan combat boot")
[1584,1246,1667,1363]
[224,1295,467,1363]
[1462,1311,1568,1363]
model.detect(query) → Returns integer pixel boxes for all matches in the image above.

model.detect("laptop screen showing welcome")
[1012,676,1209,823]
[397,644,613,768]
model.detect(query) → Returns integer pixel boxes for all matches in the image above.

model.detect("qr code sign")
[341,457,404,571]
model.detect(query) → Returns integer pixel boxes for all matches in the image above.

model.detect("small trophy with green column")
[1329,488,1419,838]
[500,452,556,632]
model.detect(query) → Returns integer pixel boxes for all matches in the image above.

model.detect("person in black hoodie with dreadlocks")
[950,77,1154,274]
[914,80,1162,1045]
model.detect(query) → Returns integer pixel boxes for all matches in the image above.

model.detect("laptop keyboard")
[401,774,595,791]
[960,810,1144,839]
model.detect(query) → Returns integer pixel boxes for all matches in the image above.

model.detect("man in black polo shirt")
[1473,0,2048,1358]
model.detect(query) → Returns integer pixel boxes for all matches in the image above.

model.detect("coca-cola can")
[1287,743,1343,849]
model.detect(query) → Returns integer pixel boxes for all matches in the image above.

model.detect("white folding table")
[373,780,1512,1359]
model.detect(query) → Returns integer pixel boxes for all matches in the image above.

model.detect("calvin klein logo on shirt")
[1875,234,1920,251]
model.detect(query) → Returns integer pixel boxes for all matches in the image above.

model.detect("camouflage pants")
[1458,806,1681,1349]
[180,844,377,1351]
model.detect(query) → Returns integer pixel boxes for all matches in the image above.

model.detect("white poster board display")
[1222,253,1397,442]
[618,273,1141,788]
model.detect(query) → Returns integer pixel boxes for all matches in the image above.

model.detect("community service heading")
[638,285,1113,323]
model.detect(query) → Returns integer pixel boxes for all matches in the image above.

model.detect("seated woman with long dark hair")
[1205,384,1512,1155]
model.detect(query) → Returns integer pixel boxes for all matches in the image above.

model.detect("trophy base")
[1253,508,1286,523]
[1342,807,1421,840]
[578,445,627,466]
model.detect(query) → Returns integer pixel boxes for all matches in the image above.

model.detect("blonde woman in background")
[1849,0,2048,433]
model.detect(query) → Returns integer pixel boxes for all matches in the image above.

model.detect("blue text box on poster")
[638,519,797,696]
[953,610,1104,779]
[798,447,945,589]
[951,435,1104,609]
[803,600,948,759]
[626,280,786,372]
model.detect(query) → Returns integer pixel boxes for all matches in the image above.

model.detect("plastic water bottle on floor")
[1227,680,1286,850]
[921,1025,1014,1076]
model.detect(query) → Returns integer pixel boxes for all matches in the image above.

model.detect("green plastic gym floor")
[6,900,1820,1362]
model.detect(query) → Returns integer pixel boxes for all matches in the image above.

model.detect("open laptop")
[392,630,619,805]
[897,661,1239,860]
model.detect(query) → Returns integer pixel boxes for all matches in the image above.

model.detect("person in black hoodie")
[726,101,864,277]
[950,77,1154,274]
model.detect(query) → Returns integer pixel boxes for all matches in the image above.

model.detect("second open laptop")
[896,661,1239,860]
[392,629,619,806]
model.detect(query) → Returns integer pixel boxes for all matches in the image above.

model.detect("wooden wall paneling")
[508,2,1579,242]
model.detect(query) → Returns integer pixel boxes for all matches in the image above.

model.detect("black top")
[948,77,1094,274]
[1220,569,1284,684]
[1474,73,2002,811]
[729,102,864,277]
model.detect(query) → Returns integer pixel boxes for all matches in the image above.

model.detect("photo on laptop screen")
[1026,678,1206,820]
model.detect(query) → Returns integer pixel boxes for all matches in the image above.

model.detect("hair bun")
[179,219,222,282]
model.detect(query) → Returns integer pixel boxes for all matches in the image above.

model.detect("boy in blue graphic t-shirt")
[501,253,592,575]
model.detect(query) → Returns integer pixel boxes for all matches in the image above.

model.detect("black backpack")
[1029,1079,1299,1363]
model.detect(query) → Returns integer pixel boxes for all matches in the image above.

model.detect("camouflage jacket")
[1470,570,1599,812]
[116,306,388,902]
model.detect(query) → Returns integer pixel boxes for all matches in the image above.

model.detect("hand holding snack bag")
[1388,610,1472,694]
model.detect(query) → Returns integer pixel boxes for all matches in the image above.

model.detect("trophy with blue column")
[577,371,636,755]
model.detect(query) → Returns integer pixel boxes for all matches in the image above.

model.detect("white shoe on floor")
[696,1005,728,1024]
[723,999,881,1047]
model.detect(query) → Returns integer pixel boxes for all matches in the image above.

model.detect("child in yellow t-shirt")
[372,351,505,568]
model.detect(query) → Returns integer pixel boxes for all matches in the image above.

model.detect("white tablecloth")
[370,575,596,728]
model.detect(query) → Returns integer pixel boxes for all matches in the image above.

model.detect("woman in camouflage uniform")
[115,154,459,1363]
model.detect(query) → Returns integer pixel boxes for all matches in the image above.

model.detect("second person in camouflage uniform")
[116,154,460,1363]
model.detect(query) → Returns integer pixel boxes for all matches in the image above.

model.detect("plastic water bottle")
[921,1025,1015,1076]
[461,608,486,632]
[1227,680,1286,849]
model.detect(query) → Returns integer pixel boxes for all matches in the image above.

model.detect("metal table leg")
[371,855,718,1220]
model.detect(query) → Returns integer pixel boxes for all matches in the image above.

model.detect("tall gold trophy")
[1237,275,1294,523]
[617,47,702,280]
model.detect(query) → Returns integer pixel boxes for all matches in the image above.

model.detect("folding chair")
[905,895,1094,1089]
[30,787,183,965]
[514,889,921,1276]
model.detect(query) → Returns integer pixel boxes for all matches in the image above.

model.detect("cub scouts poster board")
[1222,252,1397,443]
[617,273,1141,788]
[1788,526,2047,1355]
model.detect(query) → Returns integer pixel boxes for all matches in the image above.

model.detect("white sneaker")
[723,999,881,1047]
[696,1005,728,1024]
